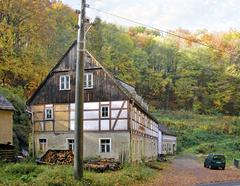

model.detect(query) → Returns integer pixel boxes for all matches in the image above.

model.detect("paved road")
[143,155,240,186]
[198,181,240,186]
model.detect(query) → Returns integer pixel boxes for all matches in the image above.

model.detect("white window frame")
[59,75,71,90]
[84,73,93,89]
[66,138,75,151]
[45,107,53,120]
[99,138,111,153]
[39,138,47,152]
[100,106,109,118]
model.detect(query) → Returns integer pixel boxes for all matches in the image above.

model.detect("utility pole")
[74,0,86,180]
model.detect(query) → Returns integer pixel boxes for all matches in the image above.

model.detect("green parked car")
[204,154,226,170]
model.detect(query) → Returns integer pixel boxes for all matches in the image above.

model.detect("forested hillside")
[0,0,77,151]
[1,0,240,151]
[0,0,77,97]
[87,19,240,115]
[154,110,240,161]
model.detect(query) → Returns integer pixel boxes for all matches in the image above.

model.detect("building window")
[101,106,109,118]
[39,138,47,152]
[84,73,93,89]
[60,75,70,90]
[67,139,74,151]
[99,138,111,153]
[45,107,53,120]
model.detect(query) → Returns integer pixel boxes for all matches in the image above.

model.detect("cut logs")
[37,150,73,165]
[84,158,121,172]
[0,144,16,162]
[37,150,121,172]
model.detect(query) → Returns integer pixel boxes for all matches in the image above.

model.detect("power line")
[88,6,234,55]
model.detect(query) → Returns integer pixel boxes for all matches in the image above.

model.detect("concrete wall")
[34,131,130,161]
[131,134,158,162]
[0,110,13,144]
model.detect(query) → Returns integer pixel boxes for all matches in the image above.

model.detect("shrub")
[195,144,215,154]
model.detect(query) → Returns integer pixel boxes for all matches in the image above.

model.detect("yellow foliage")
[52,2,63,10]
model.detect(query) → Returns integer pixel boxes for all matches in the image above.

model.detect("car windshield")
[213,155,225,161]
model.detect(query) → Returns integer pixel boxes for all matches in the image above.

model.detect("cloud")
[62,0,240,31]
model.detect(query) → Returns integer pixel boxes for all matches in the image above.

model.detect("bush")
[195,144,215,154]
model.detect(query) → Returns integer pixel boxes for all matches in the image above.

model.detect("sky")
[61,0,240,31]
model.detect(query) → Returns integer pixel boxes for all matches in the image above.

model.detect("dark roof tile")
[0,95,14,110]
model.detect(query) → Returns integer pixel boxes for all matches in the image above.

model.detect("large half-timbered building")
[27,41,161,161]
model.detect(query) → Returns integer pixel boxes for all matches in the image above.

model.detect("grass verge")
[0,161,162,186]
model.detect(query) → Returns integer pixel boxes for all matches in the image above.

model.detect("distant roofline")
[0,94,15,111]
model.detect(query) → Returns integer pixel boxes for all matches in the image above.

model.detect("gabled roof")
[86,50,160,124]
[27,40,160,124]
[0,95,14,111]
[159,124,176,136]
[27,41,77,105]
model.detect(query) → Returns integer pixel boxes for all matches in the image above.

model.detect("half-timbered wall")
[31,100,128,133]
[130,105,158,138]
[129,103,158,161]
[28,41,162,161]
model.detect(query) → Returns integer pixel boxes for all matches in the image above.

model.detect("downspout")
[129,98,134,162]
[26,108,35,159]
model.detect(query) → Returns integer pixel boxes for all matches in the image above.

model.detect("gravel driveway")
[144,155,240,186]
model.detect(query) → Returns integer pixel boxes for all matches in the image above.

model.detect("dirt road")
[144,155,240,186]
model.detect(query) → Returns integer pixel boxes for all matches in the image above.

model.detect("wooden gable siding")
[29,42,128,105]
[55,43,96,71]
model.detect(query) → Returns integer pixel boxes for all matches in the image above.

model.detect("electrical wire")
[88,6,235,55]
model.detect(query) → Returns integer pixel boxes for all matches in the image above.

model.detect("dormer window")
[60,75,70,90]
[84,73,93,89]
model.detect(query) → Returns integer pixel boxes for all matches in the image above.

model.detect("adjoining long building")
[27,41,176,162]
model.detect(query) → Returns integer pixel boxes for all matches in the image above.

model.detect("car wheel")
[222,166,225,170]
[209,165,212,169]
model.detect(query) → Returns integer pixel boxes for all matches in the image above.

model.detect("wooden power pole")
[74,0,86,180]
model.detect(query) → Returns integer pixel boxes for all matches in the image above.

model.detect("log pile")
[0,144,16,162]
[37,150,121,172]
[38,150,73,165]
[84,158,121,172]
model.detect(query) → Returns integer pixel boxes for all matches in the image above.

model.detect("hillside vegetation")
[154,110,240,162]
[1,0,240,153]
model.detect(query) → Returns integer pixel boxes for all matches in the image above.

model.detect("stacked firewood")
[38,150,121,172]
[84,158,121,172]
[0,144,15,162]
[38,150,73,165]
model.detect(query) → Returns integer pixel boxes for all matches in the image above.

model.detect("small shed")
[158,124,177,155]
[0,94,14,144]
